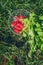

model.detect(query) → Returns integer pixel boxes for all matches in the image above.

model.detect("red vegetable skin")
[11,15,26,34]
[13,28,21,34]
[12,21,24,33]
[11,20,18,27]
[11,20,24,28]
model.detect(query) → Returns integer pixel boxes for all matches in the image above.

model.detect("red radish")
[13,28,21,33]
[15,27,22,31]
[17,24,24,29]
[11,15,26,34]
[11,21,17,27]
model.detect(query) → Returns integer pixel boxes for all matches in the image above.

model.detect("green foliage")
[0,0,43,65]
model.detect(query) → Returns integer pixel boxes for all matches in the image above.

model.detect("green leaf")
[39,16,43,20]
